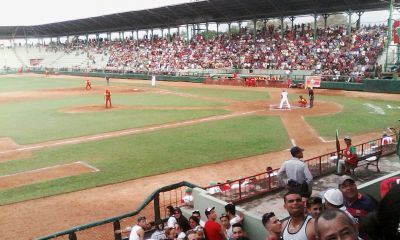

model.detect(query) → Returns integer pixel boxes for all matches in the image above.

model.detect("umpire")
[278,146,313,198]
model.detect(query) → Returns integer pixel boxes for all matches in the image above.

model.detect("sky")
[0,0,396,26]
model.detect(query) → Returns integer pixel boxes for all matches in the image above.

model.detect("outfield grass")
[0,76,84,92]
[305,96,400,139]
[0,93,227,144]
[0,115,290,205]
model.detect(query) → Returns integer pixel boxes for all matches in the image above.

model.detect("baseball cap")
[185,187,193,193]
[290,146,304,156]
[338,176,355,187]
[324,189,343,206]
[205,206,215,216]
[344,136,352,140]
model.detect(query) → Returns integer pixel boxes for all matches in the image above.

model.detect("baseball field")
[0,74,400,239]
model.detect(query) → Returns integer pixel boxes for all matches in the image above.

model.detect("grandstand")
[0,1,399,240]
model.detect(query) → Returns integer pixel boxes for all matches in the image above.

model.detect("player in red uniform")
[105,89,111,108]
[298,95,307,107]
[85,79,92,90]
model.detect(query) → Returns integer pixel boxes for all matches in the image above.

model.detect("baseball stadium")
[1,1,400,240]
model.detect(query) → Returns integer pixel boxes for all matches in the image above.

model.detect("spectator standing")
[174,207,191,232]
[220,214,233,239]
[323,189,356,224]
[115,216,147,240]
[150,220,166,240]
[362,185,400,240]
[261,212,282,240]
[338,176,376,224]
[231,223,249,240]
[164,227,176,240]
[278,146,313,198]
[174,223,186,240]
[314,209,358,240]
[281,191,315,240]
[204,207,227,240]
[191,210,205,227]
[225,203,244,226]
[306,197,323,219]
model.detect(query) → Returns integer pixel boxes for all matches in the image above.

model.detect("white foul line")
[0,110,261,155]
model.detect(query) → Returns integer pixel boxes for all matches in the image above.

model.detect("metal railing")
[36,181,198,240]
[204,134,397,204]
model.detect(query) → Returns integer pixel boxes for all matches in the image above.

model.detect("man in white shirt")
[278,146,313,198]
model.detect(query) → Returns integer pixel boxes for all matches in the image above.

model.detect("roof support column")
[322,14,329,30]
[177,26,180,36]
[206,23,209,41]
[228,22,231,40]
[107,32,111,41]
[280,17,284,39]
[313,13,318,41]
[151,29,154,42]
[356,11,364,30]
[253,19,257,42]
[186,24,189,41]
[289,16,295,30]
[122,32,125,41]
[136,30,139,41]
[161,28,164,39]
[216,23,219,35]
[238,21,241,30]
[347,10,352,36]
[168,27,171,42]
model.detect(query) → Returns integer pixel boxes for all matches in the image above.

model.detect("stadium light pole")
[384,0,394,71]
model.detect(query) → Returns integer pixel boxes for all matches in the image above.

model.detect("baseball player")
[105,89,112,108]
[298,95,307,107]
[279,90,291,109]
[308,87,314,108]
[85,79,92,90]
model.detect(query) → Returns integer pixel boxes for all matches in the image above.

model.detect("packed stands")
[0,25,386,80]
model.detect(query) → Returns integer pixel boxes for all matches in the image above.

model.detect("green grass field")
[0,75,399,204]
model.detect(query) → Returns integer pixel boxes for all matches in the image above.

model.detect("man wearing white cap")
[323,189,356,224]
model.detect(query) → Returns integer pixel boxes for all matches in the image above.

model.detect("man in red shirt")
[204,207,226,240]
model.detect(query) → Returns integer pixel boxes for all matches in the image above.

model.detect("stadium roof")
[0,0,390,39]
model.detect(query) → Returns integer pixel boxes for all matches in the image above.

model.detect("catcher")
[298,95,307,107]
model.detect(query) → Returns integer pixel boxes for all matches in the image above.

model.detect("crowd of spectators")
[38,24,386,80]
[103,24,386,78]
[118,180,399,240]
